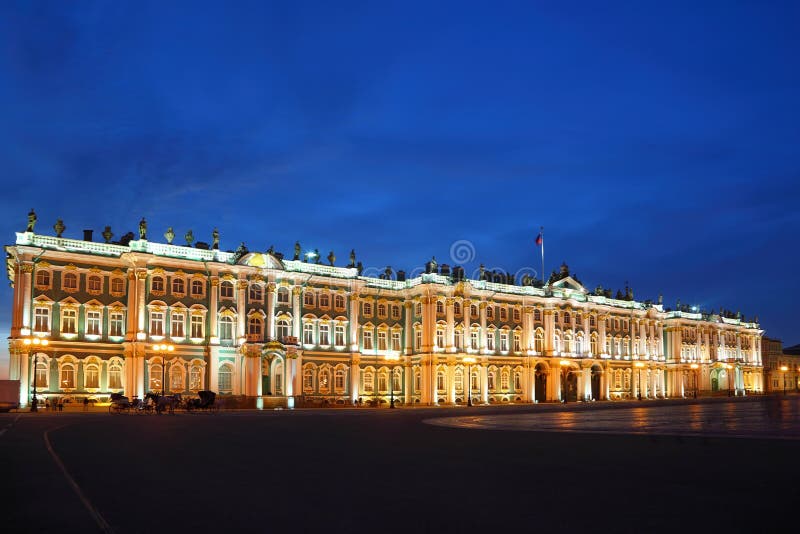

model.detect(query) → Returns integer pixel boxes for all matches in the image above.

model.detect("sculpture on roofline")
[26,209,37,232]
[328,250,336,266]
[139,218,147,240]
[349,249,356,267]
[102,226,113,244]
[294,241,301,261]
[212,228,220,250]
[185,229,194,247]
[53,219,65,238]
[165,227,175,244]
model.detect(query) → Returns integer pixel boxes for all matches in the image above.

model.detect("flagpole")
[540,226,545,286]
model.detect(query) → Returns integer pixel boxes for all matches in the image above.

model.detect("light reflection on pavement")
[425,397,800,439]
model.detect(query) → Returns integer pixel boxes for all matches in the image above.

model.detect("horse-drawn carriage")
[185,390,219,412]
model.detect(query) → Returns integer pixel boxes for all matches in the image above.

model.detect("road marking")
[44,424,115,534]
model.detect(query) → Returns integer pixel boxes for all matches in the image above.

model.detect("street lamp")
[634,362,645,400]
[780,365,788,396]
[690,363,699,399]
[725,363,733,397]
[463,356,476,406]
[23,336,49,412]
[153,343,175,395]
[384,353,400,408]
[559,360,571,403]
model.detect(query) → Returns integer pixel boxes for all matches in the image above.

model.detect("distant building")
[761,337,800,393]
[6,223,765,408]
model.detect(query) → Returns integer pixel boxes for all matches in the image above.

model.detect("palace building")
[5,222,764,409]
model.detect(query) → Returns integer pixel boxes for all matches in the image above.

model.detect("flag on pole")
[535,232,543,246]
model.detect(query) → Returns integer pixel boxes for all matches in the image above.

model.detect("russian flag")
[535,232,543,246]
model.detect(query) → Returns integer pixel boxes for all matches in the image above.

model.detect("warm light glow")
[384,354,400,361]
[463,356,476,364]
[780,365,788,372]
[41,339,49,346]
[559,360,570,366]
[634,362,645,368]
[168,345,175,351]
[690,363,699,369]
[23,338,31,345]
[725,364,733,369]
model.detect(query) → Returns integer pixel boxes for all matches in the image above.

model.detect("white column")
[136,270,147,337]
[266,283,276,340]
[447,363,455,404]
[480,364,488,404]
[20,263,33,335]
[350,357,360,403]
[403,301,413,355]
[349,295,360,352]
[208,346,220,392]
[544,310,555,355]
[479,302,488,352]
[236,279,247,342]
[292,287,302,339]
[445,298,455,352]
[19,349,30,407]
[404,359,412,404]
[209,277,219,344]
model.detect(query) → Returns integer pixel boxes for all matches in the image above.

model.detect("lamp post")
[690,363,699,399]
[635,362,645,400]
[23,336,49,412]
[725,363,733,397]
[559,360,571,403]
[384,353,400,408]
[463,356,476,406]
[780,365,788,396]
[153,343,175,395]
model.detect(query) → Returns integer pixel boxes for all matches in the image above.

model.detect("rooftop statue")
[349,249,356,267]
[102,226,113,244]
[138,218,147,240]
[26,209,37,232]
[164,227,175,244]
[294,241,301,261]
[53,219,65,238]
[327,250,336,266]
[212,228,219,250]
[185,229,194,247]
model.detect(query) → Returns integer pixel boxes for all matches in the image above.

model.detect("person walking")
[83,397,89,412]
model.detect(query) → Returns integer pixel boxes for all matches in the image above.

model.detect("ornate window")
[151,276,165,294]
[362,369,374,393]
[500,331,509,352]
[35,270,51,289]
[436,301,444,315]
[319,293,330,308]
[501,369,510,390]
[319,323,330,346]
[470,305,478,317]
[219,316,234,342]
[86,311,101,336]
[391,305,400,319]
[435,328,445,349]
[436,370,446,392]
[513,332,521,353]
[514,370,522,391]
[171,277,185,296]
[534,309,541,321]
[84,364,100,389]
[303,322,314,345]
[110,277,125,295]
[335,368,346,391]
[108,363,123,389]
[61,309,77,334]
[563,312,570,324]
[218,364,233,392]
[391,331,401,352]
[191,315,204,338]
[150,364,163,391]
[415,303,422,316]
[414,328,422,350]
[377,303,387,317]
[488,369,496,390]
[189,365,202,390]
[363,302,373,316]
[513,308,520,322]
[62,272,78,292]
[471,330,479,350]
[220,280,234,299]
[486,306,494,320]
[248,317,263,339]
[334,294,345,309]
[454,330,463,350]
[303,368,314,392]
[487,330,495,351]
[500,308,507,321]
[277,287,290,305]
[378,330,388,351]
[149,312,164,337]
[304,291,315,307]
[454,368,463,392]
[35,360,48,388]
[318,369,330,393]
[276,319,290,340]
[60,362,76,389]
[170,312,185,338]
[335,325,345,347]
[170,365,184,392]
[454,302,462,316]
[363,330,374,350]
[110,312,124,337]
[191,280,204,298]
[34,307,50,333]
[534,330,544,353]
[249,284,263,302]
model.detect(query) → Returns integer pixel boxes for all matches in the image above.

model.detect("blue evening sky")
[1,0,799,373]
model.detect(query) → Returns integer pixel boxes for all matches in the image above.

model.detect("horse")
[145,392,182,415]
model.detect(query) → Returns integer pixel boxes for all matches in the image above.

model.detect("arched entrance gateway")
[591,364,603,401]
[563,367,578,402]
[534,363,548,403]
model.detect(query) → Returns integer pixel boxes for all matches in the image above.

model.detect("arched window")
[590,315,596,326]
[303,368,314,392]
[111,277,125,294]
[172,278,185,295]
[170,365,184,392]
[63,272,78,291]
[303,322,314,345]
[109,363,123,389]
[334,295,345,309]
[454,368,464,392]
[435,327,445,349]
[514,370,522,391]
[454,302,462,315]
[436,370,446,392]
[590,334,598,355]
[436,301,444,315]
[488,369,496,390]
[499,308,507,321]
[249,284,263,302]
[189,365,202,390]
[150,364,163,392]
[563,312,570,324]
[319,293,330,307]
[534,309,541,321]
[318,368,330,393]
[470,305,478,317]
[191,279,204,297]
[87,275,102,293]
[219,316,234,342]
[304,291,315,306]
[84,364,99,388]
[248,317,263,338]
[535,330,544,353]
[501,369,510,390]
[219,364,233,392]
[553,334,561,353]
[377,303,386,317]
[35,359,48,388]
[319,323,330,346]
[220,280,234,299]
[151,276,164,293]
[392,368,401,392]
[362,369,374,393]
[576,334,584,355]
[35,270,51,287]
[513,308,520,322]
[276,319,290,340]
[333,368,347,393]
[60,362,76,389]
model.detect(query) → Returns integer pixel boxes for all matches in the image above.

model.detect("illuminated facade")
[6,228,764,408]
[761,337,800,393]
